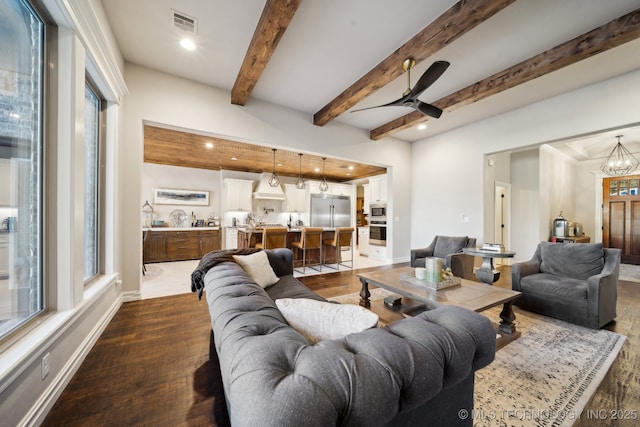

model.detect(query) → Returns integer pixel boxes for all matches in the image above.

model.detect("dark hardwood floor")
[42,263,639,426]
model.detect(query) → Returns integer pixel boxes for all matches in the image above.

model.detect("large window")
[0,0,45,339]
[84,83,101,281]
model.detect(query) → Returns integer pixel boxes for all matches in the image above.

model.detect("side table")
[462,248,516,284]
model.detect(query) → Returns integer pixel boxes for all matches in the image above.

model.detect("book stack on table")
[481,243,505,253]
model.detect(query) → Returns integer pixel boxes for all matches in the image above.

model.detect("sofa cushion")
[233,251,279,288]
[433,236,468,258]
[521,273,588,299]
[266,275,327,302]
[539,242,604,280]
[275,298,379,344]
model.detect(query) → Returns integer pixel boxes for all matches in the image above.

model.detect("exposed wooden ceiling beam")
[370,9,640,140]
[312,0,516,127]
[231,0,302,106]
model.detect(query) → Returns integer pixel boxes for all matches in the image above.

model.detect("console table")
[462,248,516,284]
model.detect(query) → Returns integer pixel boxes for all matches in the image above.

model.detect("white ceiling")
[100,0,640,158]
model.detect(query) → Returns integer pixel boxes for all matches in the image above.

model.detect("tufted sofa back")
[204,255,496,426]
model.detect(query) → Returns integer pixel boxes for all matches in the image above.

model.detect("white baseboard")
[122,290,141,302]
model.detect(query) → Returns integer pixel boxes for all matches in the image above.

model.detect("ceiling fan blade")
[351,95,408,113]
[406,61,450,100]
[416,101,443,118]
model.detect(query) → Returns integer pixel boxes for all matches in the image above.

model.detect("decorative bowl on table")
[152,220,165,227]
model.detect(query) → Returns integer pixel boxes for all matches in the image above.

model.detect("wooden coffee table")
[358,266,522,348]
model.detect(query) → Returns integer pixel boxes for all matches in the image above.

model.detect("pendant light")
[268,148,280,187]
[295,153,305,189]
[600,135,639,176]
[319,157,329,192]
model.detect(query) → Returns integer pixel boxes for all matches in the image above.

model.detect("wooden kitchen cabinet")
[143,228,220,263]
[143,230,167,263]
[199,229,221,256]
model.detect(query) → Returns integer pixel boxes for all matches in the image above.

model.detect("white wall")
[411,68,640,261]
[539,145,577,242]
[122,64,413,297]
[510,149,540,262]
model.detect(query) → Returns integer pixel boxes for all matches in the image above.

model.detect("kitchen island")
[236,228,344,266]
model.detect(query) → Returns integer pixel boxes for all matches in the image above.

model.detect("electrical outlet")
[41,352,50,380]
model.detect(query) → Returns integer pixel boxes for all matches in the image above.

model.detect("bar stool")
[322,227,355,270]
[291,227,323,274]
[254,227,288,249]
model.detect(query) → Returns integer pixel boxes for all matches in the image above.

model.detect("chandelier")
[268,148,280,187]
[600,135,639,176]
[319,157,329,192]
[295,153,305,189]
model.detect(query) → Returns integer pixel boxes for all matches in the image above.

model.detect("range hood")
[253,174,286,200]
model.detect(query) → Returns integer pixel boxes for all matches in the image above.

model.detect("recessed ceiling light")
[348,165,354,170]
[346,173,351,176]
[314,167,320,173]
[231,157,238,161]
[417,123,427,130]
[277,163,283,167]
[205,142,214,149]
[180,38,196,51]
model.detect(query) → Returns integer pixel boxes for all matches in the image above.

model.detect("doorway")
[602,175,640,264]
[494,182,511,266]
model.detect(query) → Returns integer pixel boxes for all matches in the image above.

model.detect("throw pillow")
[275,298,379,344]
[233,251,279,288]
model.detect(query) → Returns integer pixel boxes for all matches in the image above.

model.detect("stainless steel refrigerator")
[310,194,351,228]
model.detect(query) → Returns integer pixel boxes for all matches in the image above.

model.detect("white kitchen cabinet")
[368,244,387,261]
[283,184,305,212]
[368,175,387,203]
[307,180,326,195]
[363,184,370,214]
[225,227,238,249]
[358,227,369,256]
[224,178,253,211]
[330,183,353,197]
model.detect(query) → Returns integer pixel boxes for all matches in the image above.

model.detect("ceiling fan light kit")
[351,58,450,119]
[601,135,639,176]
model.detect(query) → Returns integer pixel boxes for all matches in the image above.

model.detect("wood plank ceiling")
[143,125,386,182]
[230,0,640,140]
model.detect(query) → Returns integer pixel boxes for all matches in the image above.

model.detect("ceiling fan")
[352,59,450,118]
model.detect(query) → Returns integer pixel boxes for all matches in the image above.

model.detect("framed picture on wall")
[153,188,210,206]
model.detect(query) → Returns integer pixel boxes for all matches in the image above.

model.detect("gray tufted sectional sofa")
[196,248,496,426]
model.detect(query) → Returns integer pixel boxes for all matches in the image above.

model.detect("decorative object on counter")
[319,157,329,192]
[195,219,205,227]
[600,134,639,176]
[400,272,461,291]
[268,148,280,187]
[552,211,567,238]
[295,153,305,189]
[424,256,443,284]
[169,209,189,227]
[153,188,209,206]
[151,220,165,227]
[142,200,154,227]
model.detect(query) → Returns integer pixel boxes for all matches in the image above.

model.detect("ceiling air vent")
[172,10,197,34]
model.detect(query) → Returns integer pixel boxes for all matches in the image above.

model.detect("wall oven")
[369,220,387,246]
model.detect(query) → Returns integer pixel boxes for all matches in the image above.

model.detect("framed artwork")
[153,188,209,206]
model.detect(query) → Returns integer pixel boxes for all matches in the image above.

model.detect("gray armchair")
[512,242,620,329]
[411,236,477,280]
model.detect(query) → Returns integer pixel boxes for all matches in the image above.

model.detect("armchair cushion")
[539,242,604,280]
[433,236,469,258]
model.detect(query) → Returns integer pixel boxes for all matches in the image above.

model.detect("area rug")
[619,263,640,283]
[329,290,626,427]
